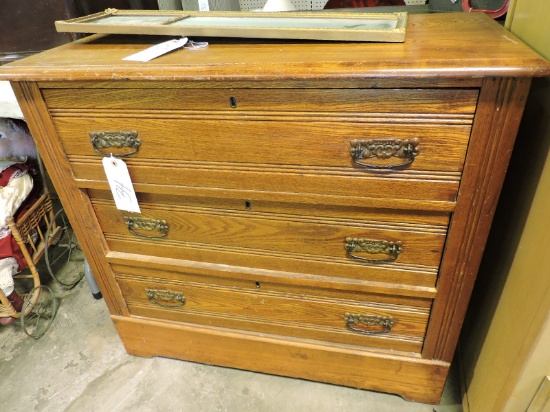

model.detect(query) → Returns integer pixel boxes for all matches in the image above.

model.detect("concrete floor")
[1,267,463,412]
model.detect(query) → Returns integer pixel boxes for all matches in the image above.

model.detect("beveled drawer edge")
[106,251,438,299]
[126,304,426,349]
[116,273,431,315]
[38,78,484,89]
[106,234,440,276]
[79,180,457,213]
[50,109,475,125]
[76,156,464,179]
[93,197,449,234]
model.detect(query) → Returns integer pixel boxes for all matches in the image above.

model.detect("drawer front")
[53,117,472,173]
[92,199,447,268]
[72,161,461,203]
[116,273,430,353]
[43,87,479,114]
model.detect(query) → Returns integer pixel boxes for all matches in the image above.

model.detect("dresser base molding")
[113,315,449,404]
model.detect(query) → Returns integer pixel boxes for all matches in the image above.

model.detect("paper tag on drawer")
[102,156,141,213]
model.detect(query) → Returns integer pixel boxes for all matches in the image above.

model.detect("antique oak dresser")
[2,12,549,404]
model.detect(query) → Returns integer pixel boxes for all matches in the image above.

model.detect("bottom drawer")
[116,271,430,353]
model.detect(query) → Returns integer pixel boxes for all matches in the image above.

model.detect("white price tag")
[102,156,141,213]
[122,37,188,62]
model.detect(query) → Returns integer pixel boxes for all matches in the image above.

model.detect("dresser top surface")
[2,12,550,81]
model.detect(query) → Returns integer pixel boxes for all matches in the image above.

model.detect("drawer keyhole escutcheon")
[345,313,394,335]
[345,238,403,263]
[229,96,237,108]
[350,138,420,169]
[124,216,169,239]
[146,288,186,308]
[89,130,142,158]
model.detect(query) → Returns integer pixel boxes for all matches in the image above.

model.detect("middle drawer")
[93,199,447,268]
[91,195,447,289]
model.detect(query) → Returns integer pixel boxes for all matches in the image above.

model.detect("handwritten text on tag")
[102,156,141,213]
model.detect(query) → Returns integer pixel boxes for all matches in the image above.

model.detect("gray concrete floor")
[1,263,463,412]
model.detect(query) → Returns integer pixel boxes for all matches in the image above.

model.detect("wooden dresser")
[2,12,549,404]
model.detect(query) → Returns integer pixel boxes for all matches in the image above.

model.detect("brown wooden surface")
[92,199,447,267]
[105,236,440,290]
[9,81,129,318]
[4,11,550,405]
[71,161,462,203]
[2,13,550,81]
[84,180,458,213]
[114,315,449,404]
[116,273,429,352]
[42,87,478,114]
[89,189,452,227]
[52,117,472,172]
[422,77,533,362]
[109,258,436,304]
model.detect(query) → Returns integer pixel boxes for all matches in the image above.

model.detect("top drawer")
[42,87,479,115]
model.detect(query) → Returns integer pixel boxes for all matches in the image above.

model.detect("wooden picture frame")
[55,8,408,42]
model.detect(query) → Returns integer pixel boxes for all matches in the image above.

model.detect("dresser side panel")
[423,77,533,362]
[9,81,129,317]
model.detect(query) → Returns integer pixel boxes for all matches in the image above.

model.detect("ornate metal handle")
[345,313,394,335]
[124,216,169,239]
[345,238,403,263]
[146,288,185,308]
[350,138,419,169]
[89,131,142,157]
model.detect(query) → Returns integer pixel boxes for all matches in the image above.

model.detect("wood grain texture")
[3,12,549,405]
[422,77,532,362]
[113,315,449,404]
[116,273,429,352]
[52,116,472,172]
[37,78,484,89]
[105,236,440,290]
[109,257,437,303]
[88,188,452,227]
[82,180,459,213]
[42,88,479,114]
[70,160,462,203]
[2,14,550,81]
[9,81,129,318]
[92,199,447,267]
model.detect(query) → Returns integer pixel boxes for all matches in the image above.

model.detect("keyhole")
[229,96,237,108]
[255,282,261,288]
[245,200,252,210]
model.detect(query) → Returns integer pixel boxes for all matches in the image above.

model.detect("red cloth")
[0,164,42,271]
[324,0,405,8]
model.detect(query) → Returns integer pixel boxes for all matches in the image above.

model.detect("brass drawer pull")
[345,238,403,263]
[146,288,186,308]
[350,138,420,169]
[124,216,169,239]
[345,313,394,335]
[90,131,142,157]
